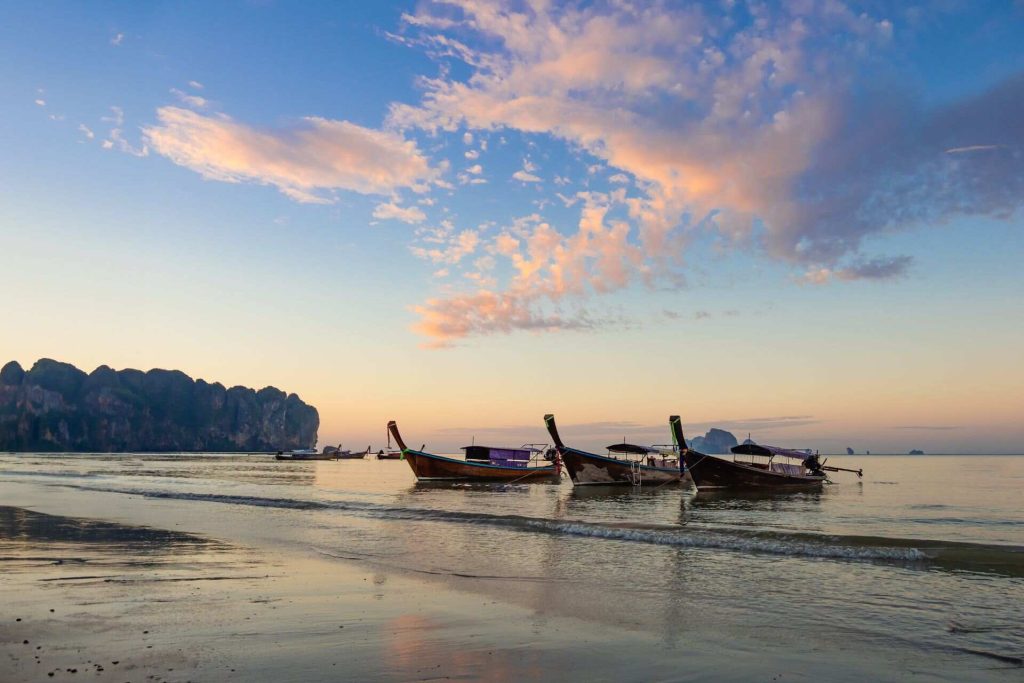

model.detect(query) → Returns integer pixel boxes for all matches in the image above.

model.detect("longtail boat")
[672,416,862,489]
[275,448,337,461]
[337,446,369,460]
[544,414,683,486]
[386,421,560,482]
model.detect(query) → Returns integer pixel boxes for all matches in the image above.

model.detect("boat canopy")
[731,444,814,460]
[461,445,535,463]
[606,443,658,455]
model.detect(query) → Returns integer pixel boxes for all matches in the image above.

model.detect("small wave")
[44,483,1024,574]
[0,470,101,479]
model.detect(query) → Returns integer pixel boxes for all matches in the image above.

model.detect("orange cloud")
[144,107,438,203]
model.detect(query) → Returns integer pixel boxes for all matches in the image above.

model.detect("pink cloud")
[144,107,438,203]
[373,201,427,224]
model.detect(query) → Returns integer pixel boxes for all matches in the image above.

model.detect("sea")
[1,452,1022,681]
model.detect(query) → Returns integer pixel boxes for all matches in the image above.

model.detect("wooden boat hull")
[403,449,558,482]
[683,450,825,489]
[376,453,403,460]
[336,452,366,459]
[561,448,682,486]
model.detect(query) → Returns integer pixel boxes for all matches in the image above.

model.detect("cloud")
[188,80,204,90]
[894,425,961,431]
[608,173,630,184]
[410,222,480,266]
[803,255,912,284]
[110,33,124,46]
[512,169,541,183]
[101,105,148,157]
[390,1,1024,343]
[373,201,427,224]
[143,107,438,203]
[34,99,45,106]
[464,149,480,159]
[945,145,1003,154]
[77,124,95,139]
[170,88,208,109]
[412,289,600,348]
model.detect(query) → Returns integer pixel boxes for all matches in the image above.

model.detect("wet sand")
[2,505,710,682]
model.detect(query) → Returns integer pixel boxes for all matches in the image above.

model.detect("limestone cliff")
[687,428,739,454]
[0,359,318,452]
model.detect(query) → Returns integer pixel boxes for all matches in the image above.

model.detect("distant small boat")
[275,448,335,461]
[676,418,862,489]
[337,446,369,460]
[544,414,684,486]
[387,421,559,481]
[375,448,403,460]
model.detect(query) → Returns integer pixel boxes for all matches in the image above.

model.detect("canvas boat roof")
[460,445,544,453]
[607,443,658,455]
[731,444,814,460]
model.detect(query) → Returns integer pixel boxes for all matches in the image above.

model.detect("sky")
[2,1,1023,454]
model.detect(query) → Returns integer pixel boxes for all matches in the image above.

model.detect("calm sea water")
[2,453,1022,680]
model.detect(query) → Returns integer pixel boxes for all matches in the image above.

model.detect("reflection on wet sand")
[381,614,548,681]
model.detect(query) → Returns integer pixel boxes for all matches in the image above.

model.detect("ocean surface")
[2,452,1022,681]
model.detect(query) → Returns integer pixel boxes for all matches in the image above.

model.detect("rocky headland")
[686,428,739,454]
[0,359,318,452]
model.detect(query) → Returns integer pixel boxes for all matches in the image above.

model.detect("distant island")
[908,449,925,455]
[686,428,738,454]
[846,447,855,455]
[0,359,318,453]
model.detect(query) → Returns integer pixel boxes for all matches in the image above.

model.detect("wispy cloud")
[512,169,541,183]
[110,32,124,46]
[412,290,604,348]
[170,88,208,109]
[945,145,1003,154]
[101,105,148,157]
[373,201,426,224]
[893,425,961,431]
[143,107,438,203]
[803,255,913,285]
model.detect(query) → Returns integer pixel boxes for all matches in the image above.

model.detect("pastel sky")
[2,1,1023,453]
